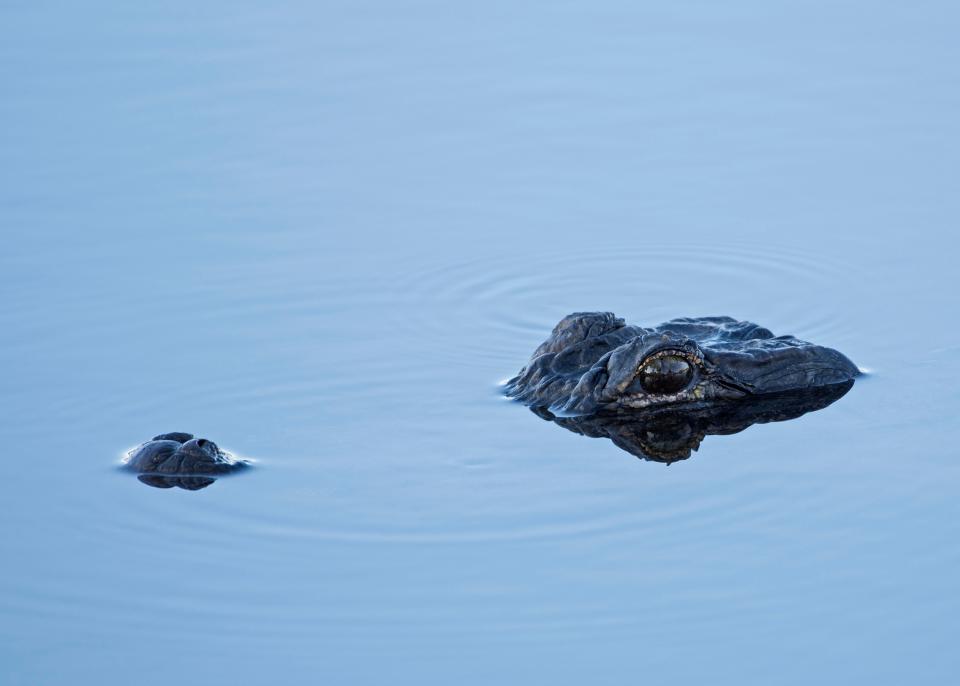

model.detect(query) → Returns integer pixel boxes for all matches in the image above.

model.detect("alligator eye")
[638,355,693,394]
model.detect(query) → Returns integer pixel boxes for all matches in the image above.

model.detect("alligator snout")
[123,432,248,479]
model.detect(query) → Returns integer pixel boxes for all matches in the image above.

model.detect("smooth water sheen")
[2,2,959,684]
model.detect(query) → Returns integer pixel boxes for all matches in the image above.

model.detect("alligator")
[532,381,854,463]
[504,312,859,416]
[122,432,249,490]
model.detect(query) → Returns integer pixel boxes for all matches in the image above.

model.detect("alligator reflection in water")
[531,381,854,463]
[136,474,219,490]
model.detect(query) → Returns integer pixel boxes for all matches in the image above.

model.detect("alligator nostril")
[197,439,209,448]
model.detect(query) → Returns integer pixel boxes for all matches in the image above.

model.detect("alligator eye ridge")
[637,354,694,394]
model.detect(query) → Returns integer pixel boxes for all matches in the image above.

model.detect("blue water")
[3,2,959,684]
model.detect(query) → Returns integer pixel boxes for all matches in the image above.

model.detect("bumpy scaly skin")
[505,312,859,415]
[123,432,248,477]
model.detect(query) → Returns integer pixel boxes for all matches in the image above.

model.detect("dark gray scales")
[505,312,859,416]
[123,432,248,477]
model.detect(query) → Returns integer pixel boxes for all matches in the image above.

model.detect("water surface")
[2,1,959,684]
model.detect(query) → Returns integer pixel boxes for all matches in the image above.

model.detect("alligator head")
[504,312,859,415]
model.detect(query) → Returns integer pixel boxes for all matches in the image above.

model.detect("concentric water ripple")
[1,236,882,657]
[385,241,866,368]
